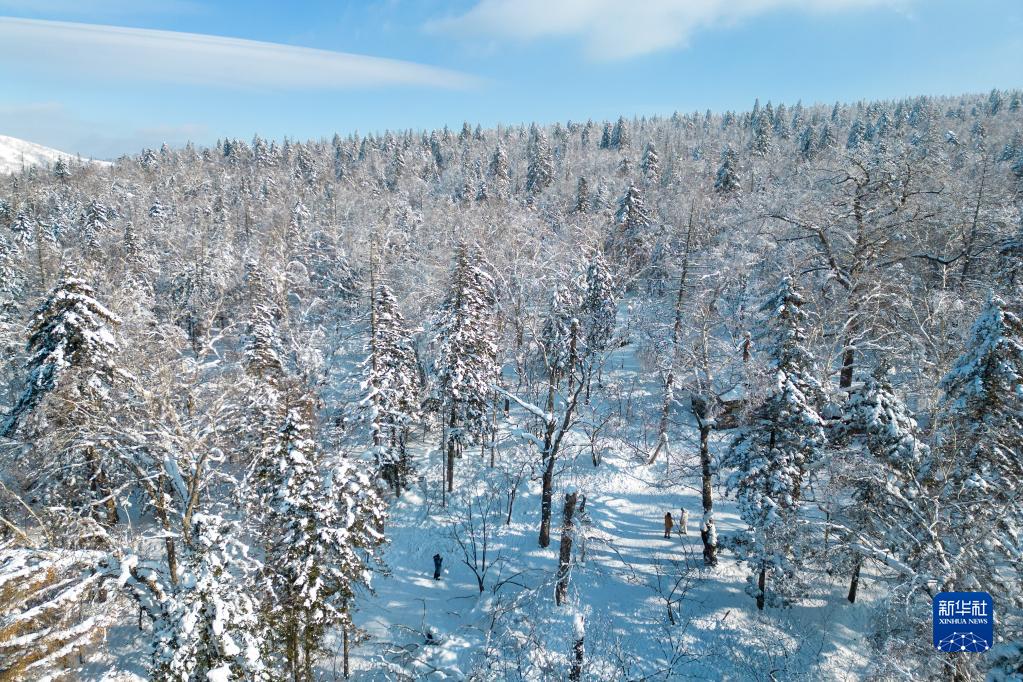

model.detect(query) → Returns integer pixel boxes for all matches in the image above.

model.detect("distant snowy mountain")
[0,134,109,175]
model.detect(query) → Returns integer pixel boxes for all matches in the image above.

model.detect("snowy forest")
[1,89,1022,681]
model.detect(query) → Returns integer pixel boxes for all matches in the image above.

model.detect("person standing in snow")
[679,507,689,536]
[433,553,443,580]
[663,512,674,538]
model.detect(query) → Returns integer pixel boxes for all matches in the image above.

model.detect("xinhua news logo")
[933,592,994,653]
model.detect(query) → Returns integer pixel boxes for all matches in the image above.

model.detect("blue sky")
[0,0,1020,158]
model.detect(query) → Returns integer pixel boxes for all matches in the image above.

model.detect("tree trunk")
[303,628,314,682]
[34,221,47,287]
[287,623,299,682]
[693,396,717,566]
[839,341,855,390]
[569,629,584,682]
[86,445,118,526]
[539,321,579,549]
[647,369,673,465]
[489,396,498,468]
[446,408,457,493]
[847,559,862,603]
[343,624,351,679]
[556,490,579,606]
[959,162,987,290]
[756,564,767,611]
[506,485,517,525]
[539,453,555,548]
[152,474,179,586]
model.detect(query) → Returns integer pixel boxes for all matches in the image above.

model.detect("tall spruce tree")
[641,142,661,183]
[607,183,654,272]
[714,146,742,193]
[724,277,826,610]
[435,244,499,498]
[526,128,554,194]
[364,282,422,494]
[936,296,1023,601]
[3,276,123,437]
[252,405,385,680]
[151,514,268,682]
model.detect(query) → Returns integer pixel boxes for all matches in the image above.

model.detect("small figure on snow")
[663,512,674,538]
[679,507,689,536]
[433,553,443,580]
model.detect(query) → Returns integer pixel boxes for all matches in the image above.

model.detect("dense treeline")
[0,89,1022,680]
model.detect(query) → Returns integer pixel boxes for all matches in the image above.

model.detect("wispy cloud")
[0,17,478,90]
[428,0,911,61]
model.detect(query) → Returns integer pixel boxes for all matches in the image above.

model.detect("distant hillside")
[0,133,109,174]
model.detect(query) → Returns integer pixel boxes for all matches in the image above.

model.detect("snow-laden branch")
[493,384,552,425]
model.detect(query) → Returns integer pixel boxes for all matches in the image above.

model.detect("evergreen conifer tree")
[724,277,826,610]
[526,129,554,194]
[714,147,742,193]
[435,244,499,495]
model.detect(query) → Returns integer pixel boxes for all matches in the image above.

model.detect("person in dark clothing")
[663,512,674,538]
[433,553,443,580]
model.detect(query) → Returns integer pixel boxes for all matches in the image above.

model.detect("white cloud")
[0,17,478,90]
[428,0,910,60]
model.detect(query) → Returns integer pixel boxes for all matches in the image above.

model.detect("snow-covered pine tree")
[285,200,309,258]
[239,267,287,460]
[435,243,499,496]
[835,362,930,603]
[122,219,144,272]
[750,114,774,158]
[53,157,71,183]
[607,183,653,274]
[3,275,123,438]
[818,123,837,151]
[611,116,630,150]
[724,276,826,610]
[4,275,133,525]
[489,142,509,185]
[1013,149,1023,181]
[714,146,742,193]
[836,358,991,679]
[538,279,583,383]
[10,209,35,248]
[936,294,1023,604]
[0,232,23,322]
[641,142,661,183]
[847,119,866,150]
[580,251,617,359]
[364,282,422,494]
[999,130,1021,163]
[574,176,589,213]
[252,405,384,680]
[798,125,817,161]
[150,514,268,682]
[79,199,110,251]
[526,128,554,194]
[773,103,791,140]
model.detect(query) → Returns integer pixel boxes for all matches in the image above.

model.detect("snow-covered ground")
[0,133,109,174]
[349,341,878,681]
